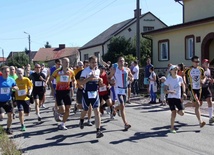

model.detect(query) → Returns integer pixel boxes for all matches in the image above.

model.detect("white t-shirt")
[41,68,49,78]
[149,71,156,84]
[164,75,183,99]
[80,66,100,91]
[132,65,139,80]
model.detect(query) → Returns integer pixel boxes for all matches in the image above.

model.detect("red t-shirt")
[0,72,2,76]
[99,72,109,96]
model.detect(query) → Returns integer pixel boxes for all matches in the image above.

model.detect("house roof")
[7,51,37,61]
[33,47,79,62]
[0,57,6,62]
[79,12,167,51]
[142,16,214,36]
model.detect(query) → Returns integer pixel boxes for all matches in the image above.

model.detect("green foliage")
[24,47,29,54]
[102,36,151,66]
[7,53,29,68]
[124,54,136,66]
[102,36,135,63]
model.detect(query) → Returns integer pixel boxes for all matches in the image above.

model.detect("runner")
[164,65,186,133]
[40,63,50,108]
[24,64,34,77]
[15,68,33,131]
[49,59,62,121]
[108,56,133,131]
[29,64,47,122]
[78,56,104,138]
[0,66,19,134]
[184,56,206,127]
[9,66,18,119]
[50,57,76,130]
[73,61,93,126]
[201,59,214,124]
[98,65,113,117]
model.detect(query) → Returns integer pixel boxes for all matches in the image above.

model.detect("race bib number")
[18,90,26,96]
[35,81,43,87]
[60,75,69,82]
[193,81,200,89]
[0,87,10,94]
[116,88,126,95]
[99,86,107,92]
[87,91,97,99]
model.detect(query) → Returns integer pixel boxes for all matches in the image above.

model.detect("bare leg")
[171,111,176,130]
[94,108,101,129]
[7,113,13,129]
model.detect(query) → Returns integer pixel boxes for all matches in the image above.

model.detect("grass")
[0,126,22,155]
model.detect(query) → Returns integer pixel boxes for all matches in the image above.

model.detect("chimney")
[134,9,141,18]
[59,44,65,49]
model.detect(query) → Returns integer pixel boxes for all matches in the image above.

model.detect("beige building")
[79,11,167,61]
[142,0,214,68]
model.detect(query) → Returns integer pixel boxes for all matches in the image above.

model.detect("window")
[185,35,195,60]
[84,54,89,60]
[143,26,154,32]
[158,40,169,61]
[94,52,100,58]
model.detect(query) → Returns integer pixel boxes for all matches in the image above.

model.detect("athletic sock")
[208,107,213,118]
[61,122,65,126]
[80,119,84,123]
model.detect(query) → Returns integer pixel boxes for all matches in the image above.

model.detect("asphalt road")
[1,90,214,155]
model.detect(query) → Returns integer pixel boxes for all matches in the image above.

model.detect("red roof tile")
[0,57,6,62]
[33,47,79,61]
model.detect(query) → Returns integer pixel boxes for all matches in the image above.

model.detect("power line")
[0,37,27,40]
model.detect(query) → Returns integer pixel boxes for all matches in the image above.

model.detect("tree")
[44,42,52,48]
[102,36,135,63]
[24,47,29,54]
[7,53,29,68]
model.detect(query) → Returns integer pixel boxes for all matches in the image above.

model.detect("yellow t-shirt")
[74,68,82,76]
[15,77,33,101]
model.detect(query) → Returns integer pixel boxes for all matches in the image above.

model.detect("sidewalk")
[129,95,214,118]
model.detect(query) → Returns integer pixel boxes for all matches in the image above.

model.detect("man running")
[201,59,214,124]
[78,56,104,138]
[108,56,133,131]
[50,57,76,130]
[15,68,33,131]
[29,64,47,122]
[184,56,206,127]
[0,66,19,134]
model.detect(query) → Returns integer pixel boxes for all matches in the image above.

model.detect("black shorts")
[189,89,201,102]
[82,91,100,111]
[56,90,72,106]
[17,100,30,113]
[0,101,13,113]
[32,90,45,100]
[168,98,184,111]
[99,94,110,103]
[201,87,212,100]
[76,89,83,104]
[127,83,131,88]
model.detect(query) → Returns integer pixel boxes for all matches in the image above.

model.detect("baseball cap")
[160,76,166,81]
[77,61,83,66]
[169,65,178,71]
[202,59,209,64]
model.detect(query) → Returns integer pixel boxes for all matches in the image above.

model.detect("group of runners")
[0,54,213,137]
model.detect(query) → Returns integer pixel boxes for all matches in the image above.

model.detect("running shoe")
[79,120,84,129]
[200,121,206,128]
[124,124,131,131]
[170,129,176,133]
[209,117,214,124]
[21,125,26,131]
[38,116,42,122]
[58,124,68,130]
[87,121,93,126]
[41,104,46,108]
[6,128,13,135]
[96,131,104,138]
[126,100,131,104]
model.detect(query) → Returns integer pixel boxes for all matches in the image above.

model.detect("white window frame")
[158,40,169,61]
[185,35,195,60]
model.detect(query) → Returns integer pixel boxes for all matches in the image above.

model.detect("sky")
[0,0,183,57]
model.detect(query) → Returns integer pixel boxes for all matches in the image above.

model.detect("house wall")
[151,22,214,68]
[184,0,214,23]
[80,46,102,61]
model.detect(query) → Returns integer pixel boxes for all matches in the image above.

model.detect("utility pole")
[24,31,31,64]
[136,0,141,63]
[0,47,4,64]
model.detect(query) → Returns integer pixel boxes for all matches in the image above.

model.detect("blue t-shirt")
[50,66,56,75]
[0,76,16,102]
[160,83,165,95]
[145,64,153,78]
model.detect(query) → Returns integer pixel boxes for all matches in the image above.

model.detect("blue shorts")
[82,91,100,111]
[110,86,117,101]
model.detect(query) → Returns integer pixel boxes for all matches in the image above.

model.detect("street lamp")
[24,31,31,64]
[0,47,4,64]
